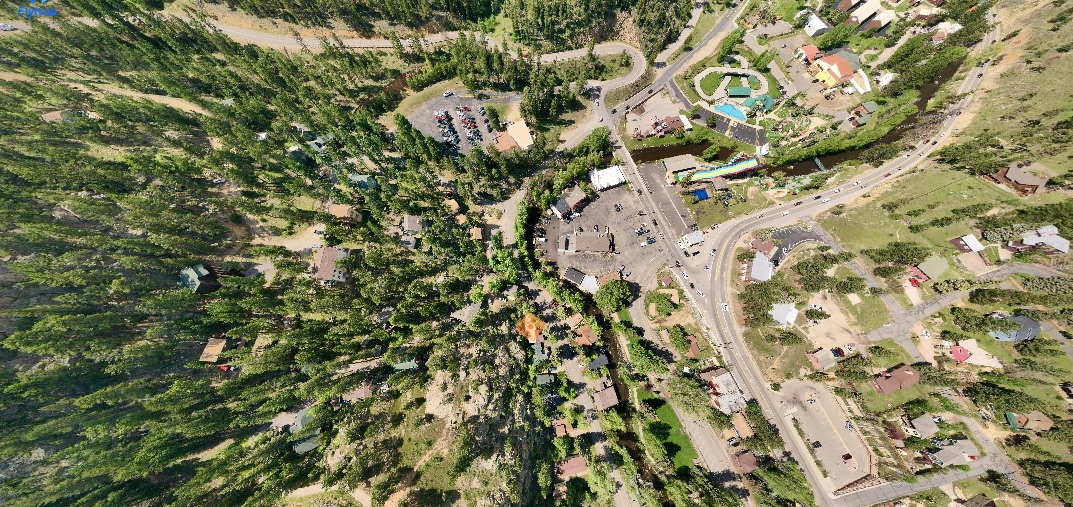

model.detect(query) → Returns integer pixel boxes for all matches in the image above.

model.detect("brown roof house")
[733,452,758,473]
[1014,411,1054,433]
[552,418,573,437]
[199,338,228,363]
[750,238,779,258]
[516,313,547,343]
[592,377,620,411]
[326,203,361,223]
[311,247,350,283]
[575,324,599,346]
[992,162,1049,195]
[871,365,920,393]
[556,456,589,480]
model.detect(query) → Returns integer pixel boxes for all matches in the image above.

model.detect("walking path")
[693,66,770,101]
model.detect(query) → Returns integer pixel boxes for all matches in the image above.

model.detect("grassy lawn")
[773,0,805,21]
[617,308,633,325]
[278,490,358,506]
[868,339,915,370]
[982,246,1001,264]
[699,71,725,96]
[832,266,892,332]
[856,381,931,414]
[685,180,772,229]
[819,167,1021,254]
[671,6,720,63]
[638,390,699,471]
[607,66,655,106]
[743,328,814,381]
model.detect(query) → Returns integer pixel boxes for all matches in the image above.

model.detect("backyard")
[638,390,699,471]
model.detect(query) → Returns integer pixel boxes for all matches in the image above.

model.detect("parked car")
[0,24,16,31]
[443,91,453,97]
[794,201,803,206]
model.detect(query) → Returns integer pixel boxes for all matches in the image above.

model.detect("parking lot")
[638,162,695,241]
[783,380,871,490]
[769,225,828,265]
[540,185,667,282]
[407,93,508,155]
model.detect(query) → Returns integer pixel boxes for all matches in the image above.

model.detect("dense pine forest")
[0,0,619,504]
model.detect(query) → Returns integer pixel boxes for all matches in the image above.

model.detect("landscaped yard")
[638,390,699,471]
[832,266,892,332]
[699,71,725,96]
[856,381,931,414]
[686,180,773,229]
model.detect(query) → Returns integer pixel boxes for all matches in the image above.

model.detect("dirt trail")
[382,436,450,507]
[66,82,210,115]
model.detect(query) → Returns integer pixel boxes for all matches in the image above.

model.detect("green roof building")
[744,95,775,112]
[179,264,221,294]
[727,86,752,98]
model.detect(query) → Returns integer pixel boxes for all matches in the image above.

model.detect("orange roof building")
[516,313,546,343]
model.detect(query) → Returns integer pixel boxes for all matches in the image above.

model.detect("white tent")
[589,166,627,191]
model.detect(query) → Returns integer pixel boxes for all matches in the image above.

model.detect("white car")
[722,303,729,311]
[442,91,453,97]
[834,188,841,193]
[595,99,599,106]
[696,290,704,297]
[782,211,790,216]
[822,198,830,203]
[0,24,16,31]
[212,177,226,184]
[599,117,604,122]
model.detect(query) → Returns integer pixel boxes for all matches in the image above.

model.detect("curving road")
[692,66,770,102]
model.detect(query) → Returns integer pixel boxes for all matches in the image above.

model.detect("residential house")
[802,11,832,37]
[734,452,759,473]
[535,373,556,386]
[750,251,775,282]
[551,186,587,218]
[807,348,839,370]
[587,353,610,371]
[794,44,823,63]
[929,439,978,466]
[685,335,702,359]
[199,338,228,363]
[179,264,222,294]
[848,0,882,26]
[916,254,949,280]
[852,101,879,118]
[393,358,418,371]
[860,9,897,32]
[871,365,920,393]
[592,377,620,410]
[698,367,748,413]
[992,162,1049,195]
[950,339,1002,368]
[516,313,547,343]
[564,314,584,329]
[341,383,373,403]
[469,226,486,241]
[347,173,378,190]
[589,166,627,191]
[1012,411,1054,433]
[311,247,350,283]
[506,120,535,150]
[931,21,963,43]
[576,325,599,346]
[564,268,588,287]
[835,0,862,12]
[552,418,573,437]
[910,414,940,438]
[403,215,425,234]
[532,343,550,365]
[950,233,985,253]
[556,456,589,479]
[769,303,799,327]
[451,302,481,325]
[988,314,1041,342]
[1018,225,1069,254]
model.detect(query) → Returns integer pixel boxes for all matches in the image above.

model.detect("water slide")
[674,157,760,182]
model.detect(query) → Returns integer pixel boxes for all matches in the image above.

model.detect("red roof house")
[950,345,971,364]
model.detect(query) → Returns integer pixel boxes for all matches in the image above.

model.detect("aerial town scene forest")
[0,0,1071,506]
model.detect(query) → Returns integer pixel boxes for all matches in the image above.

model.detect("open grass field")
[856,381,931,414]
[638,390,699,471]
[743,328,814,381]
[671,6,721,63]
[699,71,725,96]
[958,0,1073,181]
[832,266,892,331]
[867,339,915,370]
[816,166,1040,293]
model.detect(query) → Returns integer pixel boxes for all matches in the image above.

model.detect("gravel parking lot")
[783,380,871,490]
[407,94,504,155]
[545,185,668,282]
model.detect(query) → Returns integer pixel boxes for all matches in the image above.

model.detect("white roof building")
[1022,225,1070,253]
[849,0,882,25]
[579,275,601,295]
[679,231,705,249]
[769,303,799,327]
[960,234,985,252]
[750,251,774,282]
[802,11,832,37]
[589,166,627,191]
